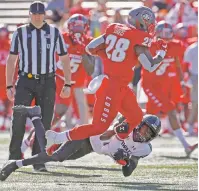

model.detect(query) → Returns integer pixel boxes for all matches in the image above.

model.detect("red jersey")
[59,33,93,88]
[0,39,10,100]
[103,23,152,85]
[142,39,185,85]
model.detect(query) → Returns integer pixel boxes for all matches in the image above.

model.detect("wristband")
[180,81,186,86]
[157,50,166,59]
[6,85,13,89]
[64,84,72,87]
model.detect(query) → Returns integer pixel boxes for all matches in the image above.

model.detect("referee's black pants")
[9,76,56,164]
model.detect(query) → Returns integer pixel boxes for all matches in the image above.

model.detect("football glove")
[113,148,131,161]
[156,39,168,52]
[122,156,139,177]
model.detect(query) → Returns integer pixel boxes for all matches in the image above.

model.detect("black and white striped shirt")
[10,22,67,74]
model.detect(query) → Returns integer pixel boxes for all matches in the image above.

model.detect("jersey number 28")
[105,34,130,62]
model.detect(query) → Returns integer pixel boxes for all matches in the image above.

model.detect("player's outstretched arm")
[134,39,167,72]
[122,156,139,177]
[85,35,106,57]
[82,54,95,76]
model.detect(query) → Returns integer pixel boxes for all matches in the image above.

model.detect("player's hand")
[180,81,187,96]
[113,149,131,161]
[60,86,71,98]
[156,39,168,52]
[6,86,15,101]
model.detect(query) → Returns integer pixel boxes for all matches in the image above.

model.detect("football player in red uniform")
[55,14,94,128]
[46,6,168,157]
[173,23,197,124]
[0,26,12,130]
[141,21,197,155]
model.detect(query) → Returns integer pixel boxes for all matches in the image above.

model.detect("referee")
[6,1,71,172]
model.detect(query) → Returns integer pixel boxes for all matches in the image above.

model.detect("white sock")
[174,128,189,149]
[56,131,70,143]
[21,139,30,153]
[16,160,23,168]
[187,124,194,134]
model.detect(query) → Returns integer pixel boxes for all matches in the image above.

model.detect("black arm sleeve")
[122,156,139,177]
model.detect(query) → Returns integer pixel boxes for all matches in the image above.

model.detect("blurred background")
[0,0,198,136]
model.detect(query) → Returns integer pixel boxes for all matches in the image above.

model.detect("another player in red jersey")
[55,14,95,128]
[174,23,198,48]
[0,26,12,130]
[173,23,197,123]
[141,21,197,156]
[46,6,168,157]
[142,21,186,111]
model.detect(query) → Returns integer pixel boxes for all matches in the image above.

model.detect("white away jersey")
[89,132,152,158]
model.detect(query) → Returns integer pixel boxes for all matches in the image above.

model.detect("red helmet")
[0,25,9,39]
[174,23,188,40]
[155,20,173,40]
[67,14,89,35]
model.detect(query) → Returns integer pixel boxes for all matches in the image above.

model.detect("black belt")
[19,72,55,80]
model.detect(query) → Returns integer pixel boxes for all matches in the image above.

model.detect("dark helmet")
[133,114,161,143]
[174,23,188,39]
[128,6,156,36]
[67,14,89,34]
[156,20,173,39]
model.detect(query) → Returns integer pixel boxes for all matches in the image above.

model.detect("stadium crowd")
[0,0,198,162]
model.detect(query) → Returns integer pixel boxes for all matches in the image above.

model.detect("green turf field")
[0,133,198,191]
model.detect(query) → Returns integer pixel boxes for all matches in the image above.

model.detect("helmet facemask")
[133,123,156,143]
[156,21,174,40]
[67,15,89,44]
[141,10,156,36]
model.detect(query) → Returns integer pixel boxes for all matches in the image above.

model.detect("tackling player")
[0,105,161,181]
[45,6,168,157]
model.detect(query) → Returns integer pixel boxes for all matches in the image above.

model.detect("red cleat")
[46,144,60,156]
[116,160,127,166]
[185,143,198,157]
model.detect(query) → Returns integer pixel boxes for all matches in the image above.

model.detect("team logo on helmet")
[141,10,152,23]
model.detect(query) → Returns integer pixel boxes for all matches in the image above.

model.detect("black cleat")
[33,165,48,173]
[0,160,18,181]
[13,105,41,119]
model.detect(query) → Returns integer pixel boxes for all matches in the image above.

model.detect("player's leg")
[118,87,143,139]
[46,78,120,145]
[21,128,35,155]
[102,87,143,156]
[13,105,46,152]
[187,75,198,135]
[145,87,198,156]
[52,90,73,130]
[0,139,92,181]
[63,139,93,160]
[73,87,89,124]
